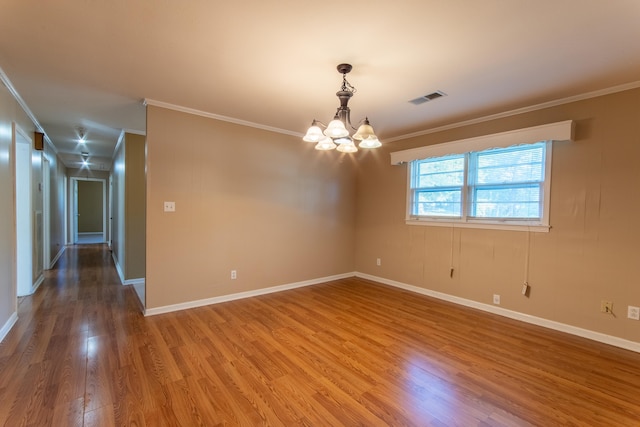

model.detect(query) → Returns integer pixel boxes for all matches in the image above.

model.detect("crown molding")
[144,98,303,138]
[386,80,640,143]
[122,128,146,136]
[0,66,56,152]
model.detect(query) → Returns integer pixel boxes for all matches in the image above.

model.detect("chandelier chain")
[341,75,357,94]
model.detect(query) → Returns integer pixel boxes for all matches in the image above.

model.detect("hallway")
[0,245,141,425]
[2,246,640,426]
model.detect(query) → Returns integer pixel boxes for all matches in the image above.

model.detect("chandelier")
[303,63,382,153]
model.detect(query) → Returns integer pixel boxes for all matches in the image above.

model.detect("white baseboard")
[140,270,640,353]
[112,252,125,285]
[132,281,145,312]
[0,312,18,343]
[356,272,640,354]
[32,274,44,294]
[49,246,65,269]
[144,272,355,317]
[111,252,146,311]
[18,274,45,297]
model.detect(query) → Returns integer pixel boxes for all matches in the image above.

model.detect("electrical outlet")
[231,270,237,280]
[493,294,501,305]
[600,300,613,314]
[163,201,175,212]
[376,258,381,266]
[628,306,640,320]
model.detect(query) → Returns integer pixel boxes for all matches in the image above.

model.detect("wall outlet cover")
[628,306,640,320]
[601,300,613,314]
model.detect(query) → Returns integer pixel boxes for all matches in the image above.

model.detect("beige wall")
[111,142,126,274]
[355,88,640,343]
[110,132,146,283]
[77,180,103,232]
[146,106,356,309]
[46,144,67,266]
[124,133,146,280]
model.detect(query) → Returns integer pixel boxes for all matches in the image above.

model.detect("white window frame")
[391,121,574,233]
[406,142,552,232]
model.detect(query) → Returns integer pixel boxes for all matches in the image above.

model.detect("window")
[409,142,552,231]
[392,120,573,231]
[412,154,465,217]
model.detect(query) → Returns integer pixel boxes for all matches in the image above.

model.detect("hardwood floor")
[1,245,640,426]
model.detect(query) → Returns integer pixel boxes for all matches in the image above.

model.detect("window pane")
[472,186,540,218]
[414,190,461,217]
[476,144,544,185]
[414,156,464,188]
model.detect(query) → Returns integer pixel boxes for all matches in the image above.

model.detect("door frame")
[42,157,50,269]
[108,175,113,248]
[70,177,107,244]
[13,123,33,296]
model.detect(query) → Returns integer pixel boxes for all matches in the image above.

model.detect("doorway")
[70,177,107,244]
[14,123,33,296]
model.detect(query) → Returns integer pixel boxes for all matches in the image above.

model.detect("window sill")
[406,219,550,233]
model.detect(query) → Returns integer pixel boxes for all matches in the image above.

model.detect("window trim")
[391,120,573,165]
[404,141,555,233]
[391,120,575,232]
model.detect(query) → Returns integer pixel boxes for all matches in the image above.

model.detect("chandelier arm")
[340,110,369,132]
[311,119,328,129]
[352,117,367,129]
[345,110,358,131]
[334,107,357,131]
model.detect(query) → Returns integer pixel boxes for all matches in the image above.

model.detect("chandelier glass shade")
[303,64,382,152]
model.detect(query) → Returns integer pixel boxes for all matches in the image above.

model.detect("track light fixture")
[303,64,382,153]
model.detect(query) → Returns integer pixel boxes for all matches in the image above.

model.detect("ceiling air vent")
[409,90,447,105]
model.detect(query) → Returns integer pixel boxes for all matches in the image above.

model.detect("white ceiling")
[1,1,639,171]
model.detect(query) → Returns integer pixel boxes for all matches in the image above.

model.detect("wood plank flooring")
[1,245,640,426]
